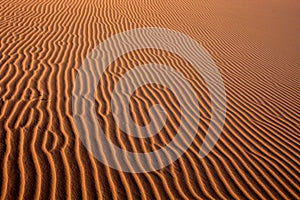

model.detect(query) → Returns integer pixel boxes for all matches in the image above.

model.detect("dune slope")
[0,0,299,199]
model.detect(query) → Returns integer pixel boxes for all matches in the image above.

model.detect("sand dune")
[0,0,299,199]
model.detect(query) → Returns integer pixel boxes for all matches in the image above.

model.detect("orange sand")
[0,0,299,199]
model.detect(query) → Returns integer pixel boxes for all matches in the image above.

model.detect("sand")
[0,0,299,199]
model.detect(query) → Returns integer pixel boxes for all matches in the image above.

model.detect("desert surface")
[0,0,299,199]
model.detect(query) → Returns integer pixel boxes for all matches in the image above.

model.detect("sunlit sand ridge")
[0,0,299,199]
